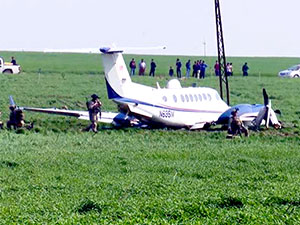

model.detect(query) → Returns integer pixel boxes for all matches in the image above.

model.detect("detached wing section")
[22,107,118,124]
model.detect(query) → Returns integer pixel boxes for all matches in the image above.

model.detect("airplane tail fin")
[100,48,132,99]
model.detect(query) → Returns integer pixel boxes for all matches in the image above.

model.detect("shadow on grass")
[76,199,102,214]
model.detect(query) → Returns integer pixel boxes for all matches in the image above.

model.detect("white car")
[278,65,300,78]
[0,57,21,74]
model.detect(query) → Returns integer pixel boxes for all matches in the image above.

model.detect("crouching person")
[7,105,33,130]
[227,108,249,138]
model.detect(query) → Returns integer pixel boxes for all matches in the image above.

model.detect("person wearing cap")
[86,94,102,133]
[227,108,249,137]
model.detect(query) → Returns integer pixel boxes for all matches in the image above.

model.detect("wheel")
[293,74,299,78]
[3,69,13,74]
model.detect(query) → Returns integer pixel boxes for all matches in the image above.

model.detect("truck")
[0,57,21,74]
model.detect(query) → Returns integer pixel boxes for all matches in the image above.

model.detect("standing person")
[149,59,156,77]
[229,63,233,76]
[86,94,102,133]
[11,56,17,65]
[169,66,174,77]
[139,59,146,75]
[214,61,220,76]
[185,59,191,78]
[176,58,182,78]
[192,61,197,78]
[196,60,201,79]
[200,61,208,79]
[226,63,232,76]
[129,58,136,76]
[242,62,249,76]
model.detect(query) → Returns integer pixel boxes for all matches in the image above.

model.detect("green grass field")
[0,52,299,224]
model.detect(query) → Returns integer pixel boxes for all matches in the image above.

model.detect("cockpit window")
[173,95,177,102]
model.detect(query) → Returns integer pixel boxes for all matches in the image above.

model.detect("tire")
[293,74,299,78]
[3,69,13,74]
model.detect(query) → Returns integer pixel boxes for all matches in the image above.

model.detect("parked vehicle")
[278,65,300,78]
[0,57,21,74]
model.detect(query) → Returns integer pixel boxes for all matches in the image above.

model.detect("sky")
[1,0,300,57]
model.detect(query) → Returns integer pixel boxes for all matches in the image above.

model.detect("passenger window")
[198,94,202,101]
[162,96,167,102]
[189,94,193,102]
[202,93,207,101]
[181,94,185,102]
[173,95,177,103]
[215,93,221,100]
[194,94,198,102]
[207,94,212,101]
[185,94,189,102]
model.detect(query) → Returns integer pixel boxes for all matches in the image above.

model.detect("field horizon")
[0,51,299,224]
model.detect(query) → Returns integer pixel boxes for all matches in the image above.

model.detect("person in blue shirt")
[200,61,208,79]
[176,58,182,78]
[242,62,249,76]
[11,57,17,65]
[169,66,174,77]
[129,58,136,76]
[185,59,191,78]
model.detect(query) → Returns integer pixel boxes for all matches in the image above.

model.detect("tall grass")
[0,52,299,224]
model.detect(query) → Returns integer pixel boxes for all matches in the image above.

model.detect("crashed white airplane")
[18,47,281,130]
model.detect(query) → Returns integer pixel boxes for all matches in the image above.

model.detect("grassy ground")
[0,52,299,224]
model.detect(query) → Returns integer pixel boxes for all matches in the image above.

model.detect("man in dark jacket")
[149,59,156,77]
[86,94,102,133]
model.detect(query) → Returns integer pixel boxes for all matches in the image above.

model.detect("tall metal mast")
[214,0,230,105]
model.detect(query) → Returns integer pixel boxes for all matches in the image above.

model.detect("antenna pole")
[214,0,230,105]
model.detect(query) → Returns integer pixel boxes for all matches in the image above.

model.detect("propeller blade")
[263,88,269,106]
[9,95,16,107]
[255,106,267,129]
[265,100,271,129]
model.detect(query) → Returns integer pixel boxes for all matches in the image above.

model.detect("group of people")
[214,61,249,77]
[169,59,208,79]
[129,58,157,76]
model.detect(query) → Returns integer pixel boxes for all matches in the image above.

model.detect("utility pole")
[203,41,206,57]
[214,0,230,105]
